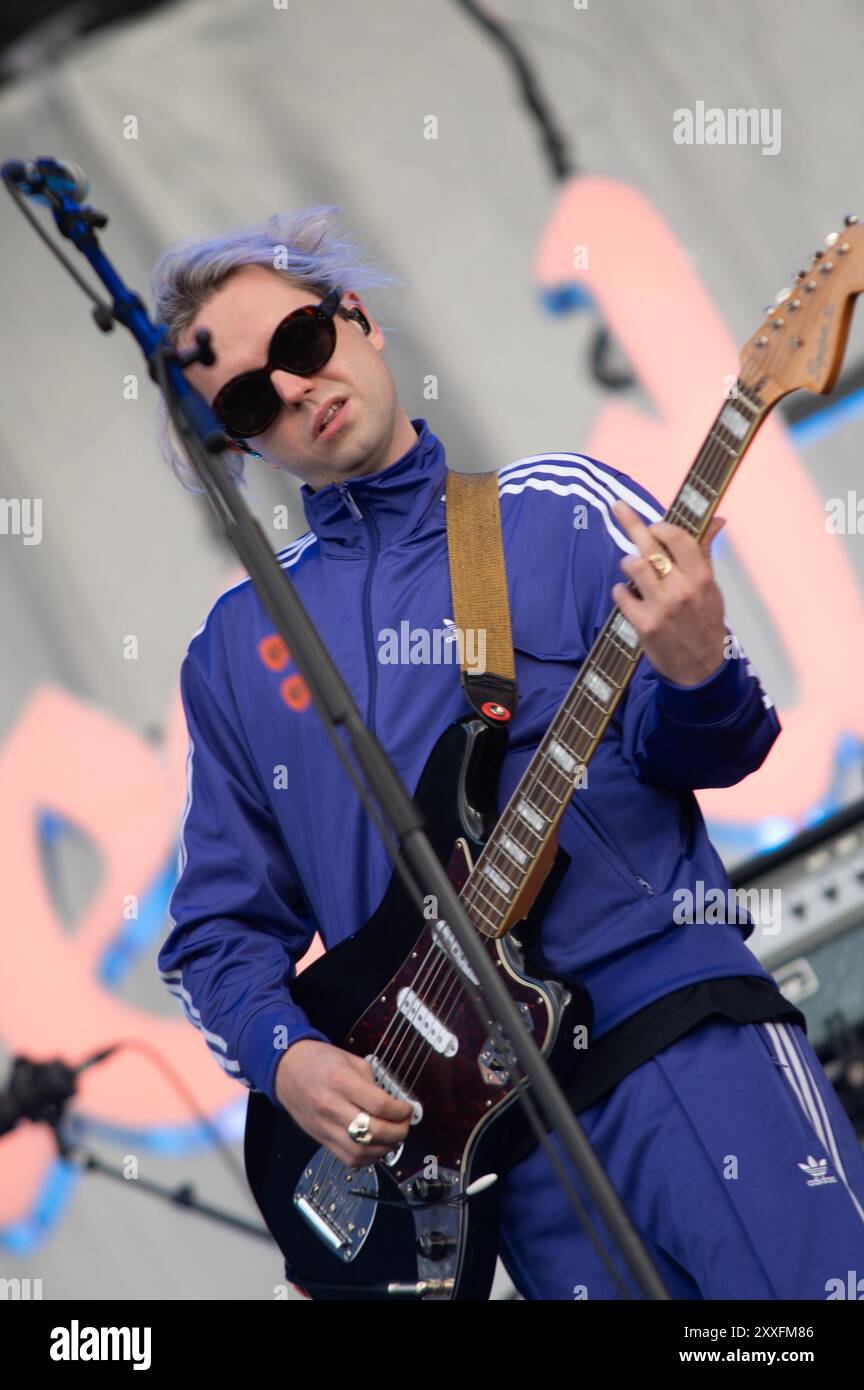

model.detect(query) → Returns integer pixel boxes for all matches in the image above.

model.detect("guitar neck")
[462,381,769,940]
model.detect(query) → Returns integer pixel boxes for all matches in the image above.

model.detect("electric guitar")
[245,217,864,1299]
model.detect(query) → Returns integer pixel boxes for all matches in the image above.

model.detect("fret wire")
[503,811,544,844]
[697,438,735,485]
[677,502,708,525]
[597,638,632,673]
[606,632,634,661]
[561,695,608,739]
[498,806,547,850]
[531,771,567,806]
[579,689,613,717]
[559,716,597,750]
[464,878,508,918]
[680,471,716,498]
[699,437,742,489]
[565,714,601,742]
[563,702,603,739]
[522,774,559,808]
[584,653,623,686]
[712,420,741,446]
[603,650,632,683]
[501,827,541,864]
[459,389,769,940]
[480,856,520,891]
[542,727,592,769]
[486,826,540,882]
[553,711,602,757]
[707,432,739,460]
[521,780,564,822]
[667,508,699,535]
[463,896,500,935]
[493,840,529,872]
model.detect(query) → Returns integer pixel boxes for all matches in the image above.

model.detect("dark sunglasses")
[212,286,355,441]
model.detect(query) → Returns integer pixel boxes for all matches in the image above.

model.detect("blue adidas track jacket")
[158,418,780,1105]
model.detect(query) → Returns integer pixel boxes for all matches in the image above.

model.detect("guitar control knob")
[417,1230,457,1261]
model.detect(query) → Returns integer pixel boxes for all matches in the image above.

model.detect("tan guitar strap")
[445,469,518,728]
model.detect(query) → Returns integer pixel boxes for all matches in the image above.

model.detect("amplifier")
[729,798,864,1134]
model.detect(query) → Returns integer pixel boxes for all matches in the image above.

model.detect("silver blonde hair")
[148,206,401,491]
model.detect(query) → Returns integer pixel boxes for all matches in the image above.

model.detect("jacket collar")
[300,418,447,553]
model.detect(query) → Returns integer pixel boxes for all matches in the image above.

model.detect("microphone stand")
[0,1055,273,1242]
[1,165,668,1301]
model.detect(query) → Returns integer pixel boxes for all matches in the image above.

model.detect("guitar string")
[388,372,768,1074]
[307,365,772,1205]
[309,932,468,1199]
[460,382,761,924]
[308,399,756,1203]
[327,377,761,1173]
[361,405,750,1112]
[360,376,762,1104]
[386,402,750,1081]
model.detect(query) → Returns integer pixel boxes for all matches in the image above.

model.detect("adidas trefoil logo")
[797,1154,837,1187]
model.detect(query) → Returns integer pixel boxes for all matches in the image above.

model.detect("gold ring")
[647,551,673,578]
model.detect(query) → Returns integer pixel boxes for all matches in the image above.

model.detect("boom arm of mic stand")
[24,182,668,1302]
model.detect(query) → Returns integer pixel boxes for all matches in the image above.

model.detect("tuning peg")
[813,249,825,260]
[826,231,839,247]
[844,213,859,226]
[775,287,791,304]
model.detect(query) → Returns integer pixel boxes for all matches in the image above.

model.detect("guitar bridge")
[293,1152,379,1261]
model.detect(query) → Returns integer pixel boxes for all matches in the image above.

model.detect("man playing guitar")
[155,207,864,1298]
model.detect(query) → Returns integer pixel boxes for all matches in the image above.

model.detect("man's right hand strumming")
[274,1039,414,1168]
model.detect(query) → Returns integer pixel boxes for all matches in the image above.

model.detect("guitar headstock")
[740,214,864,407]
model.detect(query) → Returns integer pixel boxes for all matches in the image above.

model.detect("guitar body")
[244,714,591,1300]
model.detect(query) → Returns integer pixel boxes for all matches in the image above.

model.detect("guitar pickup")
[396,987,458,1057]
[366,1054,424,1124]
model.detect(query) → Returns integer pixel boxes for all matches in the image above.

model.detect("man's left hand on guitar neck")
[610,499,728,688]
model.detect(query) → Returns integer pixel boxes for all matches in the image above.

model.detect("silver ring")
[347,1110,373,1145]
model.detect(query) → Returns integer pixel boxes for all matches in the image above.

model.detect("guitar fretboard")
[462,382,766,939]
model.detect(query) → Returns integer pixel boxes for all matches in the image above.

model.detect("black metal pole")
[1,165,668,1300]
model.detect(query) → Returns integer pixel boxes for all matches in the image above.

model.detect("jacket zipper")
[338,483,380,730]
[571,798,654,896]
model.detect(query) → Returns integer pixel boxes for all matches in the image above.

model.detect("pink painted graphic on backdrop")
[0,678,324,1227]
[535,176,864,819]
